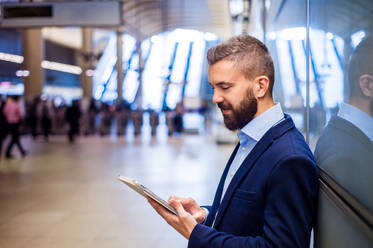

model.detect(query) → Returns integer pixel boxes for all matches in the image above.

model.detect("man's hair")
[348,36,373,97]
[207,34,275,95]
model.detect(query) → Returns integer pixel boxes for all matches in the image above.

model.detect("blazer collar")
[213,114,295,228]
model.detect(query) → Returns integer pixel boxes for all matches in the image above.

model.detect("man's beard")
[218,88,258,131]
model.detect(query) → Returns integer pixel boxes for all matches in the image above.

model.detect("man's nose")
[212,92,224,104]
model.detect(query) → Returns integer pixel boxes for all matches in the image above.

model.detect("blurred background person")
[41,99,52,141]
[0,94,8,159]
[87,97,98,135]
[174,102,184,134]
[131,107,143,137]
[116,99,130,136]
[3,95,27,159]
[54,100,67,135]
[65,99,81,143]
[149,109,159,137]
[28,96,40,140]
[165,107,175,136]
[99,102,112,136]
[80,97,90,136]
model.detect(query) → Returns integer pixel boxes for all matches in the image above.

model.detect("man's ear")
[359,74,373,98]
[253,76,270,98]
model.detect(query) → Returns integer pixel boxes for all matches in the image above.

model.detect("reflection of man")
[315,37,373,211]
[148,34,318,247]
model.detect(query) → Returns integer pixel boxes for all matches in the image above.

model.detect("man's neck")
[348,98,373,117]
[253,98,275,119]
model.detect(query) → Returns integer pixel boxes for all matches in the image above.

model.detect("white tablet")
[117,176,177,215]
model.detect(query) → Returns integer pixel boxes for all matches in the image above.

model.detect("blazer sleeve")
[188,156,319,248]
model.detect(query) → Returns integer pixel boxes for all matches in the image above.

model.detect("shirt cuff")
[201,207,209,224]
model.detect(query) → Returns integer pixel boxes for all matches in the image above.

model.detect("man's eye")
[221,86,231,90]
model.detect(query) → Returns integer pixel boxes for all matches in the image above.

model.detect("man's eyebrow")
[215,81,232,86]
[208,81,232,88]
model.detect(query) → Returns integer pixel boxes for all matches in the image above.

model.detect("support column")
[81,27,93,98]
[134,41,143,107]
[22,28,43,100]
[116,31,124,102]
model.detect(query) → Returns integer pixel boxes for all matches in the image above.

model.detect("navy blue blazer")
[188,115,318,248]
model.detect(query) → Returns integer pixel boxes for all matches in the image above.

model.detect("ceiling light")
[41,60,82,75]
[0,52,24,64]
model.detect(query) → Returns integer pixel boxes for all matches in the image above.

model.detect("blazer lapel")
[205,143,240,226]
[213,116,295,228]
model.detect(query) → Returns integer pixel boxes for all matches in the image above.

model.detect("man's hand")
[148,196,205,239]
[174,196,207,224]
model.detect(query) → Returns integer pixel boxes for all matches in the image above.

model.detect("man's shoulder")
[315,115,373,168]
[316,116,371,155]
[269,119,313,160]
[251,121,316,181]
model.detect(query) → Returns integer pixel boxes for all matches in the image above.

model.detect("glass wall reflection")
[264,0,372,246]
[310,0,373,247]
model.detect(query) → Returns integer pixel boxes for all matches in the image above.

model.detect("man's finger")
[148,198,167,216]
[168,195,182,202]
[148,197,178,223]
[169,199,187,216]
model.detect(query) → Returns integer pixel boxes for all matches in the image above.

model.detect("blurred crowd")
[0,94,204,159]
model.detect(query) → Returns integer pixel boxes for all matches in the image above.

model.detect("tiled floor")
[0,133,234,248]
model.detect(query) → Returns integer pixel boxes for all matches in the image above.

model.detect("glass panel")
[92,33,116,101]
[92,29,211,110]
[265,3,308,132]
[310,0,373,246]
[123,54,139,104]
[142,36,167,110]
[275,38,297,108]
[185,40,205,98]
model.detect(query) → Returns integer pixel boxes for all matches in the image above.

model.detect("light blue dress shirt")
[338,102,373,141]
[220,103,285,201]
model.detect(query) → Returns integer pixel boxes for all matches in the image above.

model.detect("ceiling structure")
[41,0,232,40]
[3,0,373,50]
[121,0,232,40]
[267,0,373,39]
[23,0,232,52]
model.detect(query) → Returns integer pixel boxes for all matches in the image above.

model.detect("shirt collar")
[338,102,373,141]
[238,103,284,143]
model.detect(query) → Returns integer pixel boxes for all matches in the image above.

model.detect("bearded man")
[149,34,319,248]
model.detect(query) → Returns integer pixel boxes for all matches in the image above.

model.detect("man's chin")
[223,118,238,131]
[222,113,230,119]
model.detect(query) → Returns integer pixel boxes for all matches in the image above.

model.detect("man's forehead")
[208,61,244,82]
